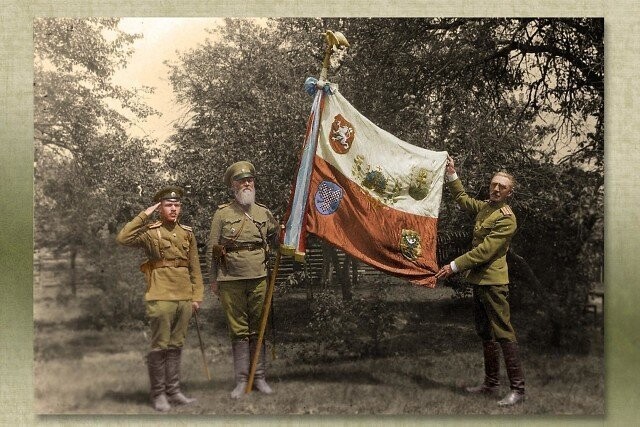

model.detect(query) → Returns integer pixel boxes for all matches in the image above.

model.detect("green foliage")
[80,239,147,330]
[34,18,165,262]
[166,18,324,242]
[299,283,397,361]
[168,18,603,353]
[33,18,603,352]
[524,276,594,354]
[275,270,310,298]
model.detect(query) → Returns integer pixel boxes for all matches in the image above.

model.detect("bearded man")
[206,161,279,399]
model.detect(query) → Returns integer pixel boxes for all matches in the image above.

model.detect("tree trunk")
[321,241,339,290]
[351,258,359,289]
[304,262,314,303]
[340,256,353,302]
[69,246,77,296]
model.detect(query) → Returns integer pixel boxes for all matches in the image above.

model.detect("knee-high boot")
[465,340,501,394]
[250,337,274,394]
[231,339,250,399]
[497,341,525,406]
[165,347,196,405]
[146,349,171,412]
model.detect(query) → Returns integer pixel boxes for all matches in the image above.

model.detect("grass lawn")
[34,272,604,415]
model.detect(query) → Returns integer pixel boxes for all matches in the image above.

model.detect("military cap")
[153,186,184,202]
[224,161,255,187]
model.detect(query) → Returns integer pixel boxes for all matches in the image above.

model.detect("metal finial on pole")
[319,30,350,81]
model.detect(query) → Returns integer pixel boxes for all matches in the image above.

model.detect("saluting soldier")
[206,161,279,399]
[116,186,204,412]
[435,156,525,406]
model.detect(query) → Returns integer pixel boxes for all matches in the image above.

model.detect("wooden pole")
[193,310,211,381]
[243,30,350,395]
[245,251,282,393]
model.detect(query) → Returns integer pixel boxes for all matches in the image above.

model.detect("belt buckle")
[173,259,180,267]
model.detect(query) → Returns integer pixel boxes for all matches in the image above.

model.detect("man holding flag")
[435,156,525,406]
[206,161,279,399]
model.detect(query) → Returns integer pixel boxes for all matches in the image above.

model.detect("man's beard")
[235,187,255,207]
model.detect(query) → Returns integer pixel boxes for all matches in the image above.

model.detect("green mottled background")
[2,1,638,426]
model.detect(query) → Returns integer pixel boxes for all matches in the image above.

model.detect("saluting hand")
[144,202,161,216]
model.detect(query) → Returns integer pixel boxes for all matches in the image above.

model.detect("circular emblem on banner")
[329,114,355,154]
[314,180,344,215]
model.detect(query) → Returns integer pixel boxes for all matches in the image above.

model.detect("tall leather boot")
[465,340,501,394]
[165,347,196,405]
[231,339,250,399]
[146,349,171,412]
[250,337,274,394]
[498,341,525,406]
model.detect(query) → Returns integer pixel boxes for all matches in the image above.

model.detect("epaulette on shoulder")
[218,202,231,209]
[179,223,193,232]
[148,221,162,229]
[500,205,514,216]
[255,202,269,209]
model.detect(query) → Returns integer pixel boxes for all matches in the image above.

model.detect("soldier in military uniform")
[435,156,525,406]
[116,186,204,412]
[206,161,279,399]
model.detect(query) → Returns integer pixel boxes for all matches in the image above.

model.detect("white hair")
[235,186,255,207]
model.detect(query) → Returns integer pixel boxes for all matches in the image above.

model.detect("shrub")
[80,240,147,330]
[299,281,398,361]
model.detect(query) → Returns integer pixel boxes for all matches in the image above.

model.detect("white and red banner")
[282,82,447,287]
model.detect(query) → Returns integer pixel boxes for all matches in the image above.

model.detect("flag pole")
[245,251,281,394]
[245,30,350,395]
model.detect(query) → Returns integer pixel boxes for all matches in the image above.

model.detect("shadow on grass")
[407,372,460,394]
[103,389,149,405]
[273,363,458,394]
[276,367,384,385]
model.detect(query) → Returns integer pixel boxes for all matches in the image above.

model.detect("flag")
[282,80,447,287]
[281,79,328,261]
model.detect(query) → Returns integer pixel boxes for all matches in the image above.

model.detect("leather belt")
[148,259,190,269]
[225,242,264,253]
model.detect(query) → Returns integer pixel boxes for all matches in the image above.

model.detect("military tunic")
[116,211,204,301]
[116,211,204,349]
[447,177,518,342]
[206,201,278,282]
[206,200,278,341]
[448,178,517,285]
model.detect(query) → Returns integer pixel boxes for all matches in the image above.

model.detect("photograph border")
[3,1,638,425]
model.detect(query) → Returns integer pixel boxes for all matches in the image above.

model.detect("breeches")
[218,278,267,341]
[145,299,192,349]
[472,284,517,342]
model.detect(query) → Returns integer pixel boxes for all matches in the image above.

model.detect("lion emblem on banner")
[329,114,355,154]
[400,229,422,261]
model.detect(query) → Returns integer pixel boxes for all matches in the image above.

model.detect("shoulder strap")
[500,205,514,216]
[178,223,193,232]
